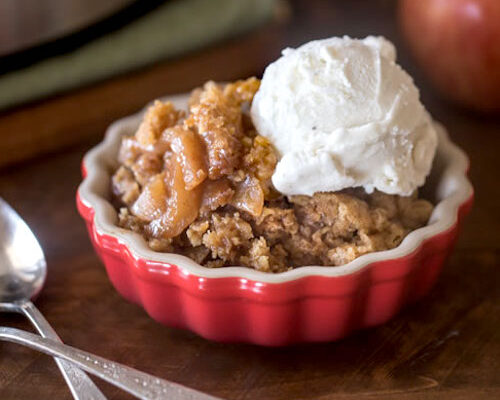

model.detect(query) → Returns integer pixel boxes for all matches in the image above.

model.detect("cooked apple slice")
[162,126,207,190]
[200,178,234,214]
[131,173,167,222]
[160,155,203,238]
[231,176,264,217]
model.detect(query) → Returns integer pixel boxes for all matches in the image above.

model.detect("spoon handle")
[0,326,221,400]
[19,301,107,400]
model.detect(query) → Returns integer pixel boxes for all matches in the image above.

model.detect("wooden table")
[0,1,498,399]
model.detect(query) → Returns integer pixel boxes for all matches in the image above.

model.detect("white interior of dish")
[78,94,473,283]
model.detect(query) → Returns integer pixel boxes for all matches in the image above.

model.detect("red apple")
[398,0,500,113]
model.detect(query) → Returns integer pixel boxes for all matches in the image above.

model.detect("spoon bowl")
[0,198,46,302]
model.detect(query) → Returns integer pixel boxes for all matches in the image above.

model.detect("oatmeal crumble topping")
[112,78,433,273]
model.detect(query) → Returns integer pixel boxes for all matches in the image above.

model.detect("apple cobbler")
[112,78,433,273]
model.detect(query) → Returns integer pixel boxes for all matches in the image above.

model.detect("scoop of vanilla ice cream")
[250,36,437,196]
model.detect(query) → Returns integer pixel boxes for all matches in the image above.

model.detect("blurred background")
[0,0,499,166]
[0,1,498,399]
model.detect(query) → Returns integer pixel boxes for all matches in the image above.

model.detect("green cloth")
[0,0,275,110]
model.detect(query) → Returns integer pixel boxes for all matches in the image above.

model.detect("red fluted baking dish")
[77,94,473,346]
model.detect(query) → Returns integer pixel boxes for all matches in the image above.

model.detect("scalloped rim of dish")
[78,93,473,284]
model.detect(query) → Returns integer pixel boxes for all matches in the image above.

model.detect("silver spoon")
[0,197,107,400]
[0,327,222,400]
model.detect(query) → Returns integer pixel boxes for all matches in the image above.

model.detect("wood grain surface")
[0,1,498,399]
